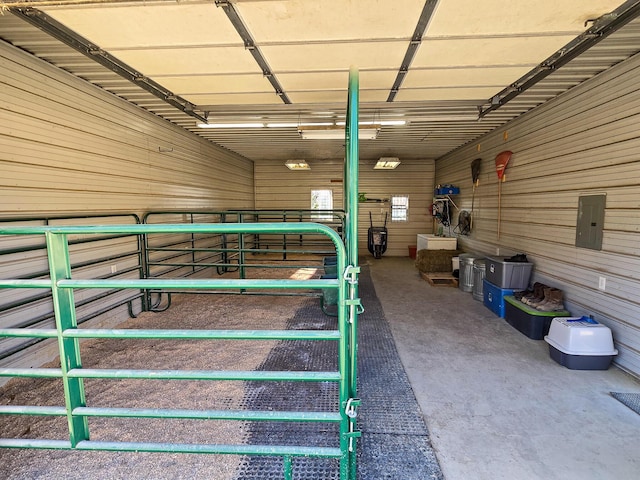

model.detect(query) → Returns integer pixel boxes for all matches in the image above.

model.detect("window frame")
[390,195,409,222]
[310,189,334,220]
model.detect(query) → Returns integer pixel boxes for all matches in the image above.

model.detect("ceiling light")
[197,122,265,128]
[267,122,334,128]
[374,157,401,170]
[299,125,380,140]
[335,120,406,126]
[410,115,478,122]
[285,160,310,170]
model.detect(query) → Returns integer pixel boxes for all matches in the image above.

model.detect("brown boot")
[528,286,551,308]
[536,288,564,311]
[522,283,545,306]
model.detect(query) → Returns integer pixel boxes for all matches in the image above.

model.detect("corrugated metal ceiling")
[1,0,639,162]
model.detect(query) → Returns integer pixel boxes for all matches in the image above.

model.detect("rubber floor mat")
[610,392,640,415]
[234,264,443,479]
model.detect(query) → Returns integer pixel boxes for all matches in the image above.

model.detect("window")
[391,195,409,222]
[311,190,333,220]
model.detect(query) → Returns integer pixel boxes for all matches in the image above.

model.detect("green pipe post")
[346,65,361,480]
[45,231,89,447]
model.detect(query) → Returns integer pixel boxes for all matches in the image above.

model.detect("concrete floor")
[367,256,640,480]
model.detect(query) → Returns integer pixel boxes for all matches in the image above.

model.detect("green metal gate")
[0,222,360,479]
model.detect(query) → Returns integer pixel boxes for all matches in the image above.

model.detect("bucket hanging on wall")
[495,151,512,238]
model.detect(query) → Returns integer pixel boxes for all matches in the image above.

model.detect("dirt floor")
[0,260,339,479]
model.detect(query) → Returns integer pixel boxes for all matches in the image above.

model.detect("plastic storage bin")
[504,295,571,340]
[434,186,460,195]
[485,256,533,290]
[483,279,514,318]
[544,317,618,370]
[417,234,457,250]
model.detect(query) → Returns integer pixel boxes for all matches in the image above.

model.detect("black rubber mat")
[234,265,443,479]
[356,265,444,480]
[611,392,640,415]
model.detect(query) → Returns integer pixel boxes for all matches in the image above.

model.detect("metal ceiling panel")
[235,0,427,42]
[108,46,261,76]
[412,36,579,68]
[395,87,501,102]
[182,92,285,105]
[159,74,275,96]
[261,42,408,72]
[278,71,397,91]
[402,66,534,88]
[288,89,390,104]
[426,0,623,36]
[41,3,239,48]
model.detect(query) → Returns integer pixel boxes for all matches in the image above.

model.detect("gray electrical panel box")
[575,194,605,250]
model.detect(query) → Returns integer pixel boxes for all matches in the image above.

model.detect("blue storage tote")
[483,279,515,318]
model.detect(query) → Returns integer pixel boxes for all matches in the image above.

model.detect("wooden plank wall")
[254,158,435,257]
[0,41,254,218]
[435,53,640,377]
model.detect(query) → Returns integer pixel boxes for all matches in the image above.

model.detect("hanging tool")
[494,151,512,239]
[470,158,481,230]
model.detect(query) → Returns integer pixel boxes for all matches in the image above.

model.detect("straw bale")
[414,249,462,273]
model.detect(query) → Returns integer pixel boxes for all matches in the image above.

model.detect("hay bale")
[415,249,462,273]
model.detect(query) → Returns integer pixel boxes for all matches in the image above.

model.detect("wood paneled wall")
[255,158,435,257]
[0,41,254,218]
[435,53,640,377]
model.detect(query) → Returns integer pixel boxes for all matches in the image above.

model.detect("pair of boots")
[520,282,565,312]
[519,282,546,305]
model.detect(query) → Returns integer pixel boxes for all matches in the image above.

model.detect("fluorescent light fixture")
[335,120,406,126]
[197,122,264,128]
[285,160,310,170]
[267,122,334,128]
[410,114,478,122]
[374,157,401,170]
[299,125,380,140]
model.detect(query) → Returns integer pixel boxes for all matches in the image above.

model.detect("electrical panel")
[575,194,605,250]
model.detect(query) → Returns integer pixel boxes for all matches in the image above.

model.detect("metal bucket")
[472,259,486,301]
[459,254,478,292]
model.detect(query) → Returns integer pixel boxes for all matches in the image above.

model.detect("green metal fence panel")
[0,213,143,362]
[0,222,357,479]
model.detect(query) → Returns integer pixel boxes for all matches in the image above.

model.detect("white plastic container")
[544,317,618,370]
[417,234,457,250]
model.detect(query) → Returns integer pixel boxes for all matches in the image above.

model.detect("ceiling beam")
[215,0,291,104]
[386,0,439,102]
